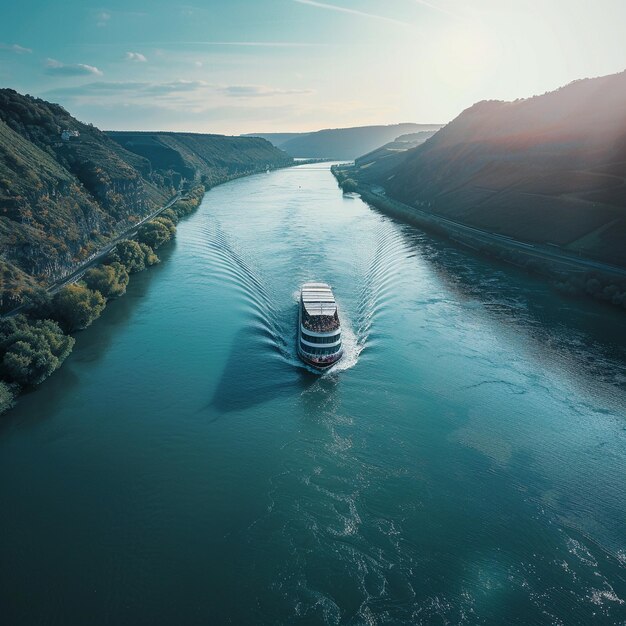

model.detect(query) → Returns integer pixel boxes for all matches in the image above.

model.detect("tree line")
[0,186,205,415]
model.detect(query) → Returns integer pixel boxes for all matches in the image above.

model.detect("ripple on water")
[150,168,626,623]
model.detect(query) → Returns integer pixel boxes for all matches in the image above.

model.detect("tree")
[171,185,205,218]
[137,217,176,249]
[0,315,74,386]
[53,283,106,331]
[138,243,159,267]
[106,240,157,273]
[83,262,129,299]
[340,178,358,193]
[0,380,16,415]
[159,208,179,225]
[154,215,177,234]
[22,286,53,318]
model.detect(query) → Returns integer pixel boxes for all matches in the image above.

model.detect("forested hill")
[0,89,291,310]
[246,123,443,159]
[365,71,626,268]
[107,131,292,187]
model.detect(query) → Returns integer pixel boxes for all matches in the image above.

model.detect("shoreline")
[0,161,298,416]
[332,166,626,312]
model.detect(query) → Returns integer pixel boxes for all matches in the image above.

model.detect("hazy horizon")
[2,0,626,134]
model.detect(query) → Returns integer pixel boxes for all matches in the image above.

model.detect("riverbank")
[332,165,626,311]
[0,186,203,415]
[7,161,295,314]
[0,161,293,416]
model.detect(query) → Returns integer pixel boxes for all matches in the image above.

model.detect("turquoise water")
[1,164,625,625]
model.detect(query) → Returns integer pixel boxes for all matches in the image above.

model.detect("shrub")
[106,239,158,273]
[22,286,53,318]
[53,283,106,331]
[138,243,159,267]
[340,178,358,193]
[0,380,16,415]
[154,216,177,234]
[171,198,196,218]
[137,217,176,250]
[0,315,74,386]
[160,208,179,225]
[83,262,129,299]
[171,186,205,218]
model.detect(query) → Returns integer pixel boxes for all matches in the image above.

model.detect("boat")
[297,282,343,369]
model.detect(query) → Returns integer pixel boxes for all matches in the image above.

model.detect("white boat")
[297,282,343,369]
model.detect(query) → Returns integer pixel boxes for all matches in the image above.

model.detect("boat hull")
[297,347,343,370]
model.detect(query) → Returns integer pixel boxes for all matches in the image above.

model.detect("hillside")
[246,123,443,159]
[363,71,626,268]
[107,131,293,187]
[242,133,302,149]
[0,89,292,310]
[351,130,438,181]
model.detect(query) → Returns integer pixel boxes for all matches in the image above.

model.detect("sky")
[1,0,626,134]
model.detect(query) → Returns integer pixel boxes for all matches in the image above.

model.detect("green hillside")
[107,131,292,187]
[0,89,292,310]
[356,71,626,269]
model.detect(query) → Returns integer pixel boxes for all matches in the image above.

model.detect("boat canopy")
[301,282,337,317]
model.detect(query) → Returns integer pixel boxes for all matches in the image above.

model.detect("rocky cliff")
[0,89,291,310]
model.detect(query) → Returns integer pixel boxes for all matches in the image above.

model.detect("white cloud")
[144,80,210,95]
[179,41,322,48]
[45,58,103,76]
[97,11,111,27]
[293,0,409,26]
[125,52,148,62]
[0,43,33,54]
[412,0,458,18]
[222,85,314,98]
[46,82,147,96]
[44,80,314,102]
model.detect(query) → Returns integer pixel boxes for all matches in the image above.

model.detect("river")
[1,163,625,625]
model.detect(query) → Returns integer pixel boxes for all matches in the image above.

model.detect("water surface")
[1,164,625,625]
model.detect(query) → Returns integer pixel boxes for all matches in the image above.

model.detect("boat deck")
[300,283,339,332]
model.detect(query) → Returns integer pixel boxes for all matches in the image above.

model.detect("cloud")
[188,41,320,47]
[143,80,209,95]
[45,58,103,76]
[96,11,111,27]
[293,0,409,26]
[222,85,314,98]
[44,80,314,103]
[0,43,33,54]
[412,0,458,18]
[46,82,147,96]
[45,80,211,99]
[125,51,147,62]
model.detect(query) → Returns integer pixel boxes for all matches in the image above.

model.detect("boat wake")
[354,221,413,350]
[201,221,293,362]
[201,212,411,378]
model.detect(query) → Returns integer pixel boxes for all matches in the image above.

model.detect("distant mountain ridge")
[0,89,291,309]
[245,123,443,159]
[351,130,438,181]
[361,71,626,268]
[244,133,302,149]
